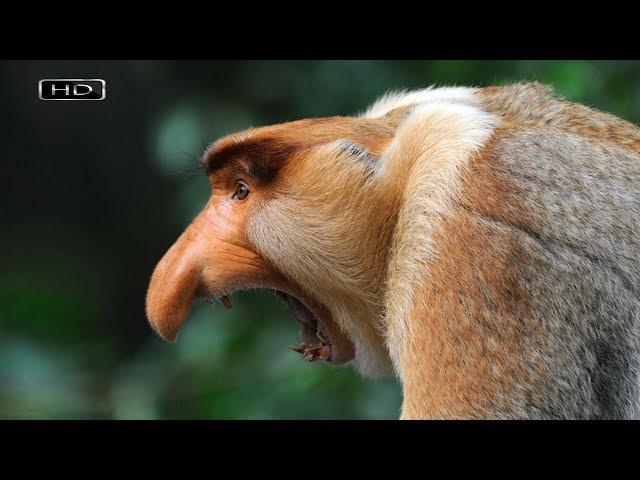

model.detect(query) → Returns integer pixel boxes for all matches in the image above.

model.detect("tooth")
[220,295,232,309]
[302,344,331,362]
[289,342,330,362]
[289,344,306,354]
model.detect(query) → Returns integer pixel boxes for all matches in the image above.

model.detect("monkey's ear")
[333,139,380,173]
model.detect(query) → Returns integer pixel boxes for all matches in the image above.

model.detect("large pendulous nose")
[146,227,203,342]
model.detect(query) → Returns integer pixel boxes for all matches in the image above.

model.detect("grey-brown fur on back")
[472,84,640,418]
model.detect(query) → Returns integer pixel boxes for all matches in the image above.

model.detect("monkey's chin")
[272,290,355,365]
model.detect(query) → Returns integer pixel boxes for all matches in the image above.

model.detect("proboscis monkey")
[146,83,640,419]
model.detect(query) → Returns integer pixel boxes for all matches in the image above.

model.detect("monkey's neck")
[376,99,499,377]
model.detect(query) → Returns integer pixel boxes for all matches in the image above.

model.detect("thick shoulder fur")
[367,83,640,418]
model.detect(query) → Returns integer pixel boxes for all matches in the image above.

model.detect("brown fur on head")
[146,112,408,376]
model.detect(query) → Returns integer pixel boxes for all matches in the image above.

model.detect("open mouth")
[145,223,355,365]
[273,290,333,362]
[205,288,353,365]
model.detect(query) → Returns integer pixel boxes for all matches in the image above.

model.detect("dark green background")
[2,60,639,419]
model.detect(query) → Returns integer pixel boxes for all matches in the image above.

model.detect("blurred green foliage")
[2,60,640,419]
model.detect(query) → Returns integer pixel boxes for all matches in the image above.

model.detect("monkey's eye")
[232,181,250,201]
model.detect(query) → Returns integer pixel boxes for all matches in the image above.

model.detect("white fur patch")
[379,98,499,377]
[362,86,478,119]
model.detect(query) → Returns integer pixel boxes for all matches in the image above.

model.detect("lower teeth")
[289,342,331,362]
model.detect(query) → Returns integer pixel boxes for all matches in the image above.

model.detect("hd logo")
[39,79,106,101]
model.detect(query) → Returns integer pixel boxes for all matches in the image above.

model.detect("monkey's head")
[146,111,407,377]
